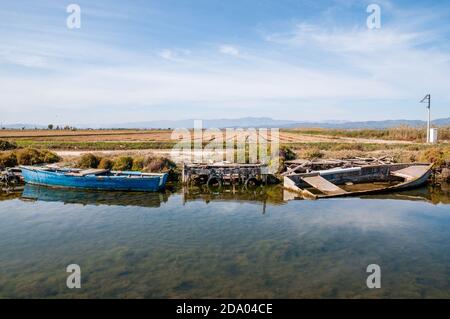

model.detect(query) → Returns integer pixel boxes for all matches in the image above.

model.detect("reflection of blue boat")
[21,184,169,207]
[20,166,168,192]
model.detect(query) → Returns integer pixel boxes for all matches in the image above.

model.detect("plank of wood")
[301,175,347,195]
[390,165,430,181]
[284,162,309,175]
[67,169,110,176]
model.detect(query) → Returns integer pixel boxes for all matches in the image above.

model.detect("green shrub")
[113,156,133,171]
[131,157,145,171]
[0,152,18,169]
[279,146,296,161]
[420,147,446,167]
[13,148,60,165]
[406,145,421,151]
[41,150,61,163]
[98,158,113,170]
[0,140,17,151]
[77,153,101,168]
[143,156,176,172]
[16,148,43,165]
[304,148,324,160]
[331,143,365,151]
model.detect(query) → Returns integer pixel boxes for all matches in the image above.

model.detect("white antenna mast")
[420,94,431,143]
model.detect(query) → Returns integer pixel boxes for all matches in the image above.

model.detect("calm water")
[0,183,449,298]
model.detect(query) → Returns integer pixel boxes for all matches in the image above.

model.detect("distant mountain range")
[2,123,47,129]
[2,117,450,129]
[285,118,450,129]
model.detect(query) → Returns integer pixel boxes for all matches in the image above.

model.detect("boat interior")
[284,163,432,199]
[24,166,166,177]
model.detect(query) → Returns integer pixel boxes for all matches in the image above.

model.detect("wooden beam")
[301,175,347,195]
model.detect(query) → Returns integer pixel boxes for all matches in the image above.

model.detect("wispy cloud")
[0,51,48,68]
[219,45,241,57]
[263,12,450,105]
[159,49,176,61]
[1,0,450,123]
[266,23,429,53]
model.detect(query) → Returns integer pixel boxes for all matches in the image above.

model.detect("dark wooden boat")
[284,163,433,199]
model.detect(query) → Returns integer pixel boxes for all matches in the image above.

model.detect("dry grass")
[0,140,18,151]
[98,158,114,170]
[0,129,174,142]
[66,153,177,174]
[2,128,449,169]
[4,127,445,150]
[290,126,450,142]
[77,153,101,168]
[112,156,134,171]
[295,144,450,166]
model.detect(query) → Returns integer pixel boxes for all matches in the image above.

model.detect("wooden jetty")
[182,162,270,187]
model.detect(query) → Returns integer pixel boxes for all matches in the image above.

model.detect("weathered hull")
[284,163,433,199]
[20,167,168,192]
[316,168,432,198]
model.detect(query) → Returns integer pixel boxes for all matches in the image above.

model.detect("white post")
[427,106,431,143]
[421,94,431,143]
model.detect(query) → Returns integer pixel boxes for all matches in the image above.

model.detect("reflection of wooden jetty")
[182,163,269,187]
[182,185,286,214]
[0,167,23,190]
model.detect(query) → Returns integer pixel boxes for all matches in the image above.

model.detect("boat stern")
[158,173,169,190]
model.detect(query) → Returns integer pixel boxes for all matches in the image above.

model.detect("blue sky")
[1,0,450,125]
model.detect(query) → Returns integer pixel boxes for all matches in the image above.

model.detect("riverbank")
[1,128,449,181]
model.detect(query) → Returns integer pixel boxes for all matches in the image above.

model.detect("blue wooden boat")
[20,166,168,192]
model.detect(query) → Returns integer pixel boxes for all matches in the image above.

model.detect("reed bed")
[289,126,450,141]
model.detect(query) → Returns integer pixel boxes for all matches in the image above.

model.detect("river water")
[0,183,449,298]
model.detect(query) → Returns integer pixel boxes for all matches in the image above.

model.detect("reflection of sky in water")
[0,189,449,298]
[281,199,449,231]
